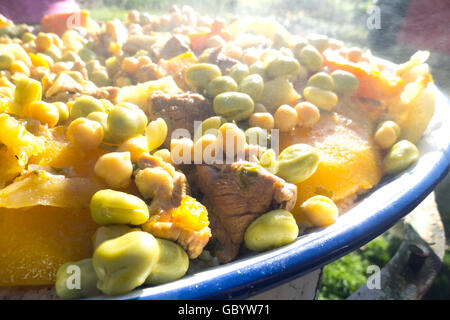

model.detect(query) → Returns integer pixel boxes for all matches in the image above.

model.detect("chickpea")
[135,167,174,200]
[249,112,274,130]
[170,137,194,165]
[67,117,104,151]
[374,121,400,150]
[274,105,298,132]
[121,57,139,74]
[94,152,133,189]
[137,55,152,67]
[216,122,246,158]
[225,45,243,60]
[205,35,225,48]
[253,103,267,113]
[153,148,173,165]
[28,101,59,127]
[241,49,260,66]
[35,33,53,51]
[127,10,140,23]
[295,101,320,127]
[117,136,149,162]
[300,195,339,227]
[193,133,217,163]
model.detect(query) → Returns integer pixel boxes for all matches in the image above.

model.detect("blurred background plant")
[78,0,450,300]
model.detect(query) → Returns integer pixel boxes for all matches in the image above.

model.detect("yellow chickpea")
[170,138,194,165]
[121,57,139,74]
[28,101,59,127]
[35,33,53,52]
[274,105,298,132]
[117,136,149,162]
[193,133,217,163]
[66,117,104,151]
[241,49,260,66]
[94,151,133,189]
[374,121,400,150]
[216,122,246,158]
[137,56,152,67]
[253,103,267,113]
[295,101,320,127]
[225,46,243,60]
[249,112,275,130]
[127,10,140,23]
[300,195,339,227]
[347,47,363,63]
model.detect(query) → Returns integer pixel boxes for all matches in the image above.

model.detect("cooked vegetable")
[216,122,246,157]
[229,63,250,83]
[93,231,159,296]
[266,55,301,79]
[117,136,149,162]
[295,101,320,127]
[92,225,140,250]
[300,195,339,227]
[145,117,168,152]
[277,143,320,184]
[67,117,104,151]
[274,104,298,132]
[185,63,221,88]
[374,121,400,150]
[90,189,149,226]
[244,209,299,252]
[94,151,132,188]
[238,74,264,101]
[70,96,106,120]
[383,140,419,175]
[245,127,270,148]
[13,77,42,109]
[303,86,338,111]
[53,101,69,123]
[205,76,238,98]
[299,45,323,72]
[55,258,100,300]
[308,34,329,52]
[107,103,148,143]
[249,112,274,130]
[86,111,108,130]
[0,53,14,70]
[248,61,266,78]
[331,70,359,94]
[259,149,279,174]
[135,167,174,200]
[307,72,335,91]
[213,91,255,121]
[193,115,226,142]
[258,77,300,112]
[145,238,189,285]
[28,101,59,127]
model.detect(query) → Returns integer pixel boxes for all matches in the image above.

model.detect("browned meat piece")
[196,161,297,263]
[147,91,214,147]
[122,35,158,55]
[203,47,239,73]
[159,35,190,60]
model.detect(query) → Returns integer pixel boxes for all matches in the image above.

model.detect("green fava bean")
[91,70,111,87]
[292,40,308,59]
[70,96,105,120]
[53,101,69,123]
[307,72,334,91]
[238,74,264,101]
[258,77,300,113]
[87,111,108,130]
[213,92,255,122]
[90,189,150,226]
[248,61,266,78]
[266,55,301,79]
[93,231,160,296]
[229,63,249,83]
[185,63,221,88]
[308,34,329,52]
[79,47,96,62]
[193,115,226,142]
[205,76,238,98]
[383,140,419,175]
[244,209,299,252]
[299,45,324,73]
[331,70,359,94]
[145,238,189,285]
[107,103,148,143]
[0,53,14,70]
[303,86,338,111]
[277,143,320,184]
[55,258,101,300]
[92,225,140,250]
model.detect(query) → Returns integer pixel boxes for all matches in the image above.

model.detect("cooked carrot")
[40,11,89,36]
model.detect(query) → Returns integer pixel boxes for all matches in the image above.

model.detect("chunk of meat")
[159,35,190,60]
[196,161,297,263]
[203,47,239,73]
[147,91,214,147]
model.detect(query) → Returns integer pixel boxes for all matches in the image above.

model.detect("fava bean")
[238,74,264,101]
[383,140,419,175]
[277,143,320,184]
[300,195,338,227]
[229,63,249,83]
[205,76,237,98]
[307,72,334,91]
[90,189,149,226]
[331,70,359,94]
[244,209,299,252]
[185,63,221,88]
[93,231,159,296]
[303,86,338,111]
[145,238,189,285]
[299,45,323,73]
[70,96,105,120]
[213,92,254,121]
[92,225,140,250]
[265,55,300,79]
[108,103,148,143]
